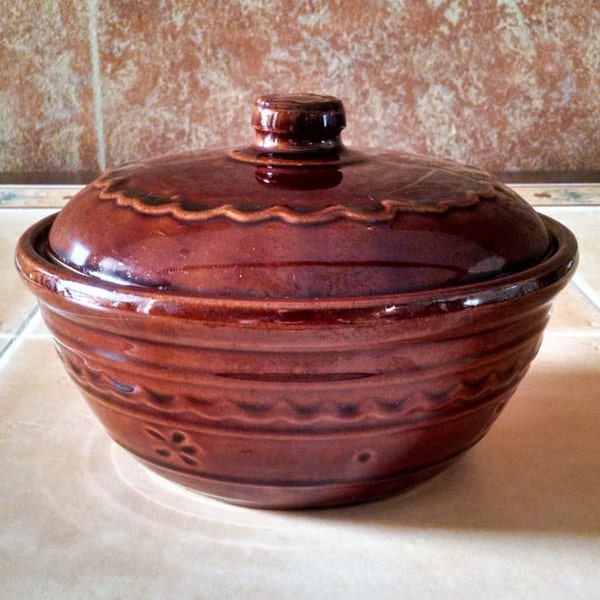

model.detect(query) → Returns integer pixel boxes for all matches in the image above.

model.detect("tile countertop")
[1,184,599,600]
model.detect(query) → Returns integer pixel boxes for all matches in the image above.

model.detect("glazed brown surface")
[15,95,578,508]
[16,212,577,508]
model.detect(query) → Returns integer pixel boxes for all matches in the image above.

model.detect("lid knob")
[251,93,346,154]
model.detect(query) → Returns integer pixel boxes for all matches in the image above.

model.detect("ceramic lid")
[47,93,552,299]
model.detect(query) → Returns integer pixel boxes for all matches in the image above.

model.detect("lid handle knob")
[251,94,346,154]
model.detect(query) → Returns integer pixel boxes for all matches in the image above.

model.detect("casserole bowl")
[16,94,578,508]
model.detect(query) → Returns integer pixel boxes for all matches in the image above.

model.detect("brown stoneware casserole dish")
[16,94,578,508]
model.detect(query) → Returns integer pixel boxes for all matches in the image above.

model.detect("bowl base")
[135,454,463,510]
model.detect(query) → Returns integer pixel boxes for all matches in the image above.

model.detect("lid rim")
[18,214,577,316]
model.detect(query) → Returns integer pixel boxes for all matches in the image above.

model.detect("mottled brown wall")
[1,0,599,176]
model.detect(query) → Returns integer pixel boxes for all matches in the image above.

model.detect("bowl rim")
[16,213,578,318]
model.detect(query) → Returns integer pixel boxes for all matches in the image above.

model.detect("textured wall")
[1,0,599,175]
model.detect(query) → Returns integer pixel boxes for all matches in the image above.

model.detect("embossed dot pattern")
[357,451,373,463]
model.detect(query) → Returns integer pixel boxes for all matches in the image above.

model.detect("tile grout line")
[86,0,107,172]
[0,306,40,367]
[572,274,600,313]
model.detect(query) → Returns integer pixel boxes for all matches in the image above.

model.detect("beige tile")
[538,207,600,308]
[546,281,600,334]
[19,311,50,339]
[0,209,56,336]
[1,335,599,598]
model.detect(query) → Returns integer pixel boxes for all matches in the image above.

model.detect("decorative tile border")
[0,185,82,208]
[513,185,600,206]
[1,183,599,209]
